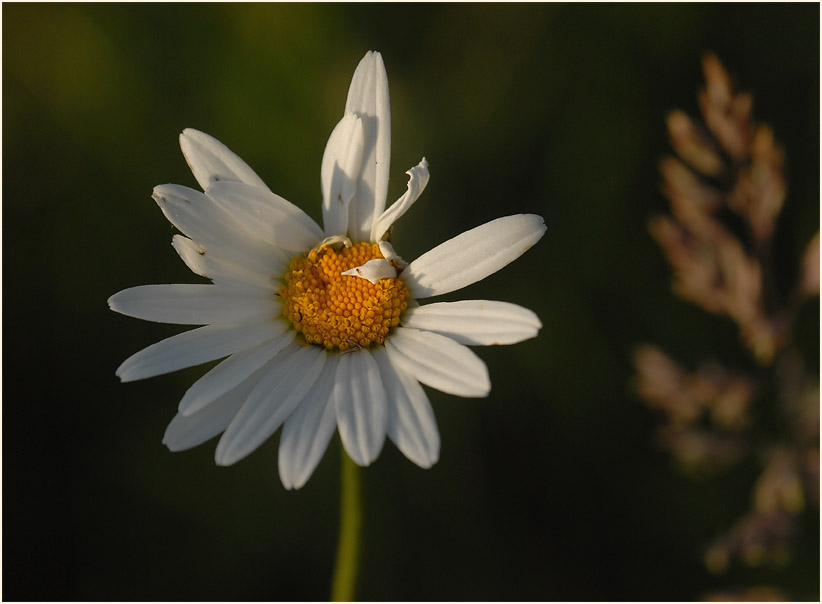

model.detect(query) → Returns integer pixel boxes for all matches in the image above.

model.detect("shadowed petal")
[334,349,387,466]
[172,235,282,293]
[178,328,294,416]
[373,348,439,468]
[278,354,340,489]
[153,183,286,276]
[163,368,265,452]
[215,343,326,466]
[386,327,490,398]
[116,321,287,382]
[321,113,365,237]
[343,51,391,242]
[206,181,324,252]
[108,284,281,325]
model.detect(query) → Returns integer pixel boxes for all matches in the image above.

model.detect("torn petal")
[341,258,397,284]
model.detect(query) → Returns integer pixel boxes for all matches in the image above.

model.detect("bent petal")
[373,348,439,468]
[385,327,490,398]
[215,343,327,466]
[401,300,542,346]
[334,349,387,466]
[116,322,287,382]
[371,158,429,242]
[344,51,391,242]
[108,284,281,325]
[321,113,365,237]
[278,354,340,490]
[206,181,324,252]
[179,128,268,191]
[402,214,547,298]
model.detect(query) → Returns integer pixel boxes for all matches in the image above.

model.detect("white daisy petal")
[402,214,547,298]
[179,128,268,191]
[385,327,490,398]
[370,158,429,242]
[153,184,287,276]
[344,50,391,242]
[278,354,340,490]
[163,369,264,452]
[401,300,542,346]
[215,343,327,466]
[112,52,546,489]
[108,284,281,325]
[373,348,440,468]
[116,322,287,382]
[341,258,396,284]
[178,328,294,416]
[334,349,388,466]
[378,241,407,268]
[172,235,282,293]
[321,113,365,237]
[206,181,324,252]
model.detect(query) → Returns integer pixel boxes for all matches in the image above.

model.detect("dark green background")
[3,2,819,601]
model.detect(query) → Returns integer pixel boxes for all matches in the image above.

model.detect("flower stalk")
[331,446,363,602]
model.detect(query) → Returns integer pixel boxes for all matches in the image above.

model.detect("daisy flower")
[109,51,546,489]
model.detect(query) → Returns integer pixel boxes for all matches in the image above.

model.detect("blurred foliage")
[3,3,818,601]
[635,53,819,591]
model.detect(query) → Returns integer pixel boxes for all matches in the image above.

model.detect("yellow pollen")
[279,242,409,351]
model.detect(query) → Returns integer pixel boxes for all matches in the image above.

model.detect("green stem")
[331,446,362,602]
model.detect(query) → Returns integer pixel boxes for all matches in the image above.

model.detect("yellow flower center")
[280,242,409,351]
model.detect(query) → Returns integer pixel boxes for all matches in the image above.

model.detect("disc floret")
[280,242,409,351]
